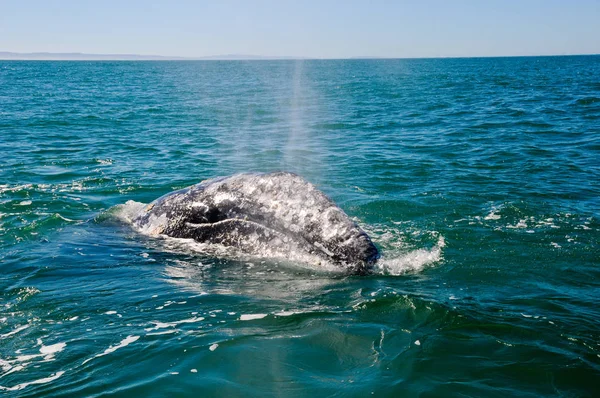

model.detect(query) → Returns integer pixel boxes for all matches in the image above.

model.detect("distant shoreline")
[0,51,598,61]
[0,52,304,61]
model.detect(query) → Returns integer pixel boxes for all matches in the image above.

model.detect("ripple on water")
[1,57,599,396]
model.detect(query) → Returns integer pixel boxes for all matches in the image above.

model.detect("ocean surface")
[0,57,599,397]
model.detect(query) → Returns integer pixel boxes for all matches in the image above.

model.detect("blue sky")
[1,0,599,58]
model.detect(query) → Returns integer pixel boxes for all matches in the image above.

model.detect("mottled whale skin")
[132,172,378,274]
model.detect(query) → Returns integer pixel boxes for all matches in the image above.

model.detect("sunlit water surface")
[1,57,599,397]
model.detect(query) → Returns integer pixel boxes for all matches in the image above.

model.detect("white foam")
[56,213,77,222]
[0,371,65,391]
[111,200,147,224]
[0,363,23,376]
[0,184,33,193]
[496,339,513,347]
[239,314,268,321]
[144,321,173,331]
[168,316,205,324]
[274,310,300,317]
[484,212,501,220]
[507,219,528,229]
[39,342,66,356]
[146,330,178,336]
[82,335,139,365]
[375,236,445,276]
[17,200,32,206]
[15,353,42,362]
[0,324,29,339]
[144,316,205,331]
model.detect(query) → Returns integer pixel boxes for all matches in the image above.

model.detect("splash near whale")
[131,172,379,274]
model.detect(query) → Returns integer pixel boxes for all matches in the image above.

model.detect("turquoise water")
[1,57,599,397]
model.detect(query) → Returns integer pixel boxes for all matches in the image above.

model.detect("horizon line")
[1,50,599,61]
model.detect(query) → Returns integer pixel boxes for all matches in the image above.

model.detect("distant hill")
[0,51,307,61]
[189,54,305,60]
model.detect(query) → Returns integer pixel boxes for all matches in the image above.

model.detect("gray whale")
[132,172,378,274]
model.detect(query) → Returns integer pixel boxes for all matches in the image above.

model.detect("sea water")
[0,57,599,396]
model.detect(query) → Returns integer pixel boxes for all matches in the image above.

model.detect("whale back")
[133,172,378,273]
